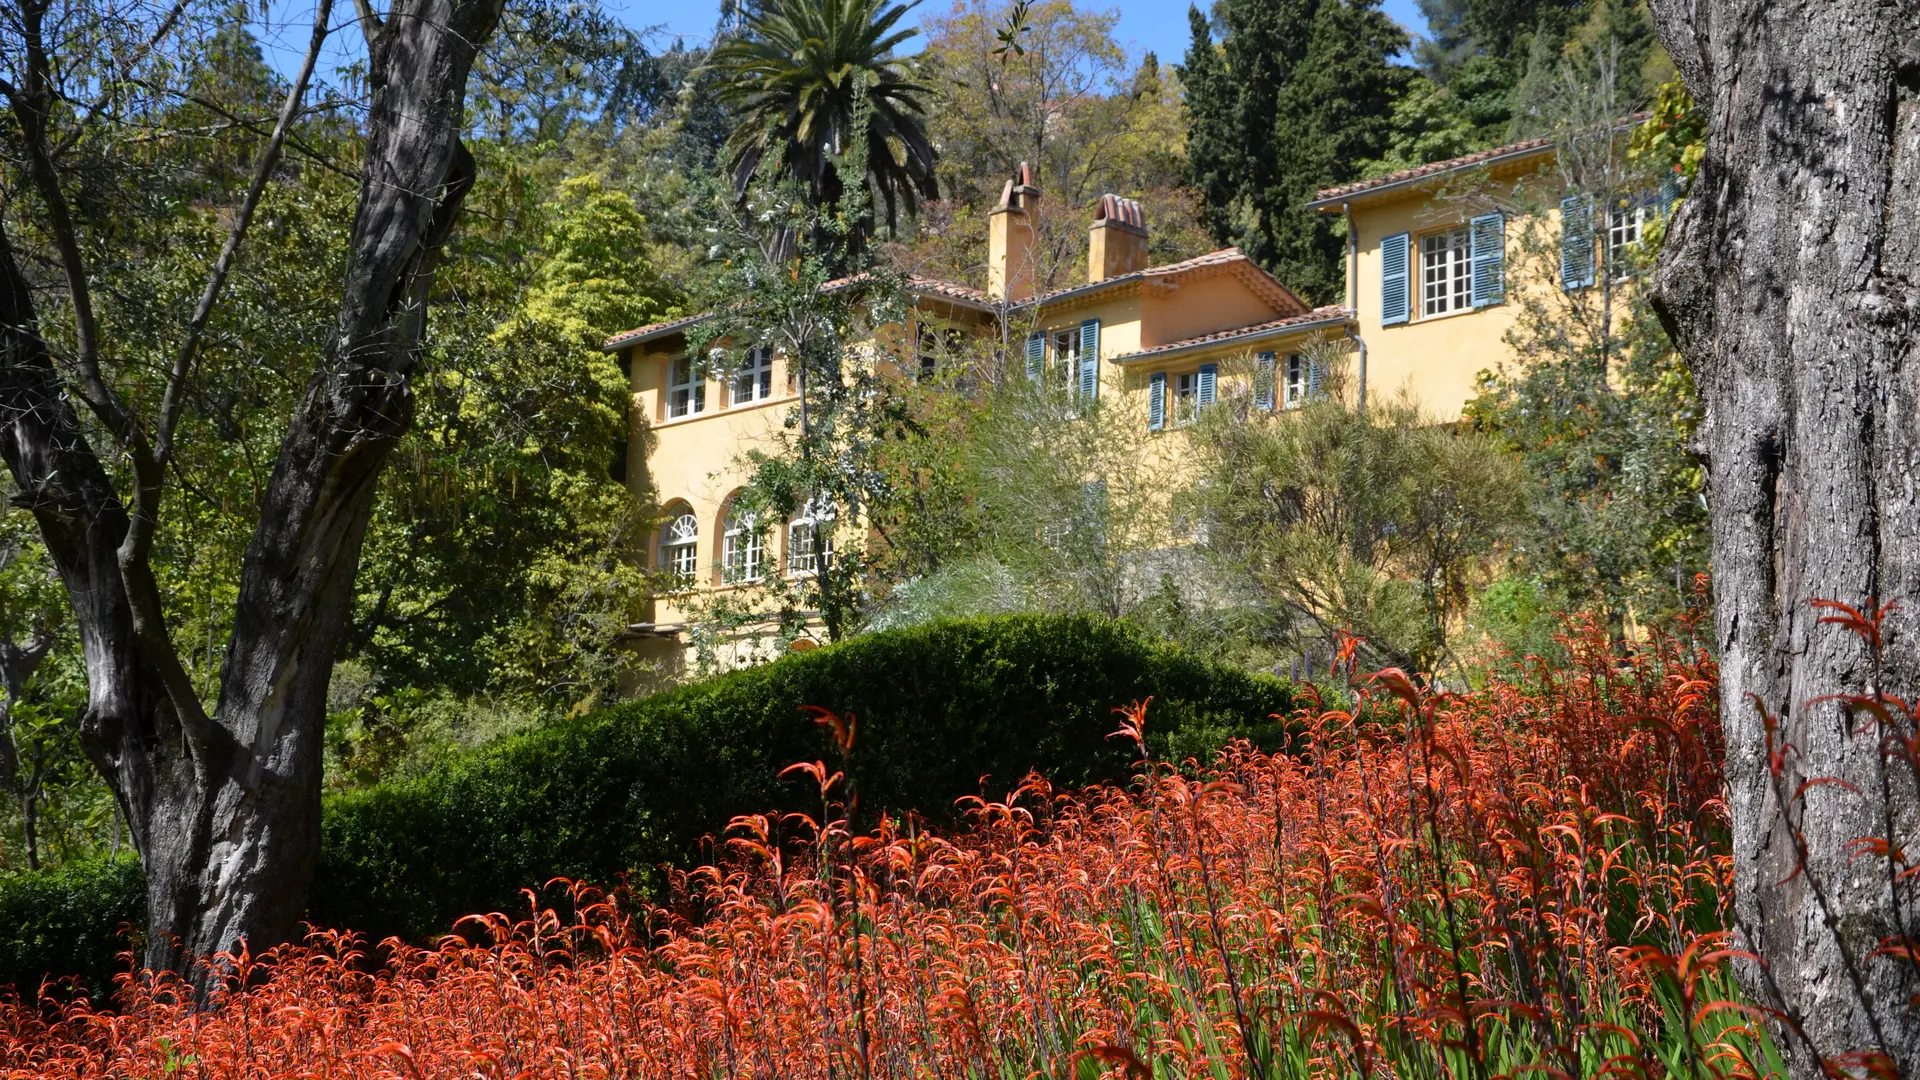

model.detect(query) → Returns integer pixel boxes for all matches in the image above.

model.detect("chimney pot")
[988,162,1042,301]
[1088,194,1148,283]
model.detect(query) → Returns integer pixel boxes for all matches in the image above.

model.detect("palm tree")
[709,0,939,236]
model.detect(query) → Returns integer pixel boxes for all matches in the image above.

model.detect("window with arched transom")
[657,504,698,588]
[721,499,765,584]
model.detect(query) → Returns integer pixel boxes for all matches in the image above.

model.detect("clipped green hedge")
[314,615,1294,941]
[0,855,144,1001]
[3,615,1295,993]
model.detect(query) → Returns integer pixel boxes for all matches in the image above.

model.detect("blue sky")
[253,0,1429,84]
[607,0,1429,63]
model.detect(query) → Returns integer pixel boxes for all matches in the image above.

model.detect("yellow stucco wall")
[1338,152,1579,421]
[1141,271,1289,348]
[627,338,804,627]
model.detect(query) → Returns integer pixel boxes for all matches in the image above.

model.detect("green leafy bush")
[3,616,1294,991]
[315,615,1294,941]
[0,855,143,1000]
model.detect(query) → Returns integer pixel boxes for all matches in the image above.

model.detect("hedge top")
[313,615,1296,941]
[1,615,1296,994]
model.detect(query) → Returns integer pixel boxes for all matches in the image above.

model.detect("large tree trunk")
[0,0,501,979]
[1647,1,1920,1074]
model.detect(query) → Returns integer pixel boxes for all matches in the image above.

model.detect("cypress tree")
[1181,0,1407,305]
[1181,6,1242,248]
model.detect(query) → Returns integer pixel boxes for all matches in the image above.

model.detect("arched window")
[787,496,835,575]
[722,503,764,583]
[658,505,698,587]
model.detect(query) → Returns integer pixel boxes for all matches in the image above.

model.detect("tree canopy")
[709,0,939,234]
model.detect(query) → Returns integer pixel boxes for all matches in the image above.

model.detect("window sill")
[654,573,831,598]
[656,392,800,428]
[1405,302,1500,326]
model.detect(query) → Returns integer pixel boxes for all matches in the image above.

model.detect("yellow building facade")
[606,139,1633,676]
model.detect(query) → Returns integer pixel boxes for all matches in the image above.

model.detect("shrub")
[0,623,1783,1079]
[0,856,143,1001]
[312,614,1294,941]
[1,616,1293,992]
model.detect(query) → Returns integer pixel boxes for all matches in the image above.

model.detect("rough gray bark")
[1647,0,1920,1074]
[0,0,502,976]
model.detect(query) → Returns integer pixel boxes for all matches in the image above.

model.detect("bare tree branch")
[7,0,134,442]
[52,0,193,157]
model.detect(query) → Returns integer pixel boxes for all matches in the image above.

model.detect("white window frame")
[733,346,773,405]
[722,507,764,584]
[1605,200,1648,278]
[1421,227,1472,317]
[1173,371,1199,426]
[668,356,705,419]
[1282,354,1307,409]
[1051,327,1081,392]
[787,499,834,575]
[660,510,698,588]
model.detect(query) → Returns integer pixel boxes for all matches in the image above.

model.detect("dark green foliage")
[0,856,144,1001]
[313,615,1295,943]
[1461,0,1588,69]
[0,617,1295,992]
[1181,0,1408,303]
[709,0,938,232]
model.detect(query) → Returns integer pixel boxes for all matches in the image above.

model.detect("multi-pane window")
[1282,354,1307,409]
[660,511,698,587]
[1421,227,1472,316]
[1606,200,1647,277]
[733,346,773,405]
[722,507,764,583]
[668,356,705,419]
[1051,327,1080,390]
[915,323,947,381]
[1173,371,1200,426]
[787,501,834,575]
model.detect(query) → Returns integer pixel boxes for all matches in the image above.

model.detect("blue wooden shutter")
[1254,351,1276,411]
[1148,372,1167,430]
[1197,364,1217,407]
[1078,319,1100,403]
[1470,213,1505,307]
[1380,232,1410,326]
[1559,196,1594,291]
[1307,356,1326,401]
[1655,176,1683,217]
[1025,332,1045,381]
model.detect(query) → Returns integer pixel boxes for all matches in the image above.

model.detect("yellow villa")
[1308,133,1668,416]
[604,136,1660,676]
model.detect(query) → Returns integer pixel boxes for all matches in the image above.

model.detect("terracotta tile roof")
[1113,305,1353,363]
[909,276,992,303]
[601,275,990,352]
[822,272,991,304]
[1308,138,1556,207]
[602,313,710,352]
[1310,115,1652,208]
[1020,247,1308,315]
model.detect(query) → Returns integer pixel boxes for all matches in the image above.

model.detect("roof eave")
[1008,275,1136,313]
[603,282,995,353]
[912,290,997,314]
[1304,143,1556,212]
[601,315,709,354]
[1111,314,1354,366]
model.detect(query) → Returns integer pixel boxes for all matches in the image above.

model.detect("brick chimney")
[988,162,1041,301]
[1088,194,1147,283]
